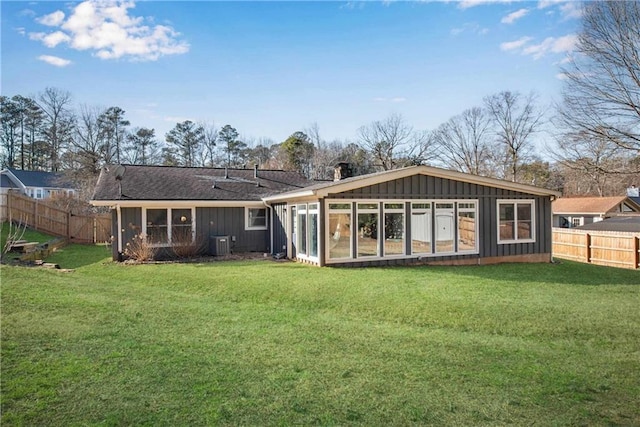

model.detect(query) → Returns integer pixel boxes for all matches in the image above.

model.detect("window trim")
[244,207,268,231]
[323,199,479,265]
[295,203,320,262]
[142,207,196,247]
[496,199,535,244]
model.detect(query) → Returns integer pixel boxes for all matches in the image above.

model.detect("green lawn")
[2,247,639,426]
[0,223,57,254]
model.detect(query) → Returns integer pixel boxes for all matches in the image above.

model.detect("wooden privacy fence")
[552,227,640,270]
[5,192,111,244]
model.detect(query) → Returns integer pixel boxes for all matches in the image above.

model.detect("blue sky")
[1,0,580,145]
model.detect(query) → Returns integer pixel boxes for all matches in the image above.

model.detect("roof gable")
[91,165,313,203]
[264,165,560,201]
[552,196,640,215]
[3,168,72,189]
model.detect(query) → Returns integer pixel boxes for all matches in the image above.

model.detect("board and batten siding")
[326,174,552,266]
[117,207,142,259]
[271,203,287,255]
[196,207,269,253]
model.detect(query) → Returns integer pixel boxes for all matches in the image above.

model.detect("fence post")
[585,232,591,264]
[634,236,639,270]
[67,211,71,239]
[34,199,38,231]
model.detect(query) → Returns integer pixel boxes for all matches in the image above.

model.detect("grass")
[2,247,639,426]
[0,223,57,254]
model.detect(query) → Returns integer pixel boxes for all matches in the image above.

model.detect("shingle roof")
[552,196,639,214]
[4,168,73,189]
[576,215,640,233]
[91,165,314,201]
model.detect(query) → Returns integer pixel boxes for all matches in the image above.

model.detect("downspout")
[116,204,123,260]
[549,195,556,263]
[263,200,273,255]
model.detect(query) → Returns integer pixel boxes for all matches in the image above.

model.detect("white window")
[328,203,352,260]
[357,202,379,258]
[245,207,267,230]
[34,188,44,199]
[384,202,405,256]
[143,207,195,246]
[571,217,583,227]
[497,200,535,244]
[296,203,319,261]
[458,202,477,253]
[411,203,432,255]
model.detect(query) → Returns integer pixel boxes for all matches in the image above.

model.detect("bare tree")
[358,113,433,171]
[432,107,492,175]
[557,1,640,160]
[70,105,104,176]
[37,87,75,172]
[199,121,218,167]
[551,130,634,196]
[484,91,544,182]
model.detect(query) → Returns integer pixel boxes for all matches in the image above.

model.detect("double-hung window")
[144,208,194,245]
[497,200,535,243]
[245,207,267,230]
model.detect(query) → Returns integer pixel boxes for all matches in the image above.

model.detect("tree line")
[1,1,638,199]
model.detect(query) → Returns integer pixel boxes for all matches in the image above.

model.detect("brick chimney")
[334,162,352,181]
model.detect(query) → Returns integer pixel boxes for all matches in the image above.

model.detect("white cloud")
[501,8,529,24]
[37,10,65,26]
[458,0,513,10]
[16,27,26,36]
[30,30,71,47]
[37,55,72,67]
[500,36,532,52]
[372,97,406,103]
[522,34,577,59]
[537,0,582,20]
[30,0,189,62]
[164,116,193,123]
[450,22,489,36]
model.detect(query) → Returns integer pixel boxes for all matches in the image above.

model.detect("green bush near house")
[1,252,639,425]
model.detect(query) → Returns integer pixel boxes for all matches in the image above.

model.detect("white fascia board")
[2,170,27,192]
[90,200,266,208]
[262,190,316,203]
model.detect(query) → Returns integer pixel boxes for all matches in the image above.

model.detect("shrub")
[124,234,156,261]
[170,232,206,259]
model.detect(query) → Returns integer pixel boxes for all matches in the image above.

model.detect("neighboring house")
[552,196,640,228]
[0,168,76,200]
[576,215,640,233]
[92,164,560,266]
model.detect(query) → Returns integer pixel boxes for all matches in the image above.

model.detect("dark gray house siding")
[272,203,287,255]
[196,207,269,253]
[121,207,142,245]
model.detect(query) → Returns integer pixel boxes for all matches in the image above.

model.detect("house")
[92,164,560,266]
[0,168,76,200]
[552,196,640,228]
[575,215,640,233]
